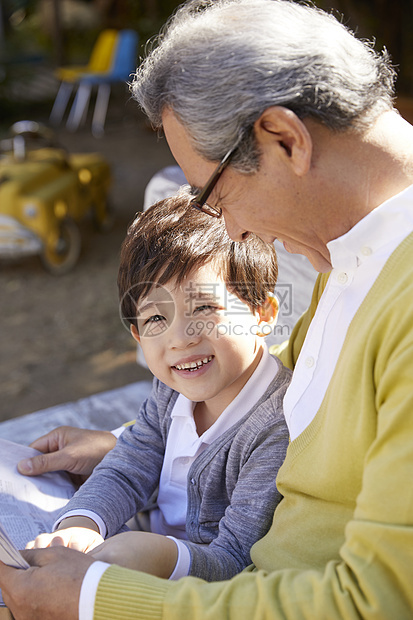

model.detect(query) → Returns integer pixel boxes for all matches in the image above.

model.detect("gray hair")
[131,0,396,172]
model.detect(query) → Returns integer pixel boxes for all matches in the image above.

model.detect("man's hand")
[17,426,117,484]
[0,547,95,620]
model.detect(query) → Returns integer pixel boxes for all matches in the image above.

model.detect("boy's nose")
[168,317,202,349]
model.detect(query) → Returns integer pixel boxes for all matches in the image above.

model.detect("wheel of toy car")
[40,218,81,275]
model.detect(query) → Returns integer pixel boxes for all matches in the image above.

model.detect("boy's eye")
[194,304,219,315]
[144,314,165,325]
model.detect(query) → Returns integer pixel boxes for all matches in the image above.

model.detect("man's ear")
[130,324,140,343]
[254,106,312,176]
[257,292,279,326]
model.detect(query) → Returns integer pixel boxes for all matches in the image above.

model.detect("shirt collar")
[171,343,279,445]
[327,183,413,271]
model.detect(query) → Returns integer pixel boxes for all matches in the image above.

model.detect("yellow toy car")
[0,121,112,274]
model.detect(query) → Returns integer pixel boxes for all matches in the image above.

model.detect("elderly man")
[1,0,413,618]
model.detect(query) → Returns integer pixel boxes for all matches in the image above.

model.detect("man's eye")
[144,315,165,324]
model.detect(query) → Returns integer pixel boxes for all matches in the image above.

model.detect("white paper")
[0,438,76,605]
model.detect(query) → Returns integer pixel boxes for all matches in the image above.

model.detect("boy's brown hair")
[118,190,278,328]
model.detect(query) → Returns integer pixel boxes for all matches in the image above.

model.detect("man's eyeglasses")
[190,145,237,218]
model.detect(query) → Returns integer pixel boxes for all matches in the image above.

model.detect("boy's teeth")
[175,356,212,371]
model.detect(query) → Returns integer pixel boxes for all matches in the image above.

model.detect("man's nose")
[222,211,250,242]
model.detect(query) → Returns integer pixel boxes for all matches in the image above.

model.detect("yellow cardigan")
[94,232,413,620]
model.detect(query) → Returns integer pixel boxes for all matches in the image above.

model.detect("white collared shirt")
[284,183,413,440]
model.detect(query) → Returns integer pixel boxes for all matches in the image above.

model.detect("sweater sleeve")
[57,378,171,536]
[183,369,291,581]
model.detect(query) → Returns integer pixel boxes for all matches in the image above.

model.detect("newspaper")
[0,438,76,606]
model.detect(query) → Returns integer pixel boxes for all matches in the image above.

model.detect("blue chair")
[66,29,139,137]
[49,29,118,127]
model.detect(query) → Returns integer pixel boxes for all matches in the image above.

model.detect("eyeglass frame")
[190,145,238,218]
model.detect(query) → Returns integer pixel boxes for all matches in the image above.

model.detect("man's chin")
[283,241,332,273]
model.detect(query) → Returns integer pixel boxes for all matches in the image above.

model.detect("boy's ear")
[130,324,140,343]
[257,292,279,325]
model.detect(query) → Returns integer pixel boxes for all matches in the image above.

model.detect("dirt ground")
[0,97,176,421]
[2,95,413,423]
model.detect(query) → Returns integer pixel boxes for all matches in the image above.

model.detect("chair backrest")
[87,29,119,73]
[109,30,139,79]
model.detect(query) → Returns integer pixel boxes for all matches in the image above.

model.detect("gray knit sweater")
[58,357,291,581]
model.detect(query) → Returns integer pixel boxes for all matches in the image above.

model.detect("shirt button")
[361,246,372,256]
[337,272,348,284]
[305,356,315,368]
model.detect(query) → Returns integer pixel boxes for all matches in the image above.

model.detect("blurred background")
[1,0,413,422]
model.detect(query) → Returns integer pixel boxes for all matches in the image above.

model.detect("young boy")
[30,191,291,582]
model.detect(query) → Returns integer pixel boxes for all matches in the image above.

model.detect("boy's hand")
[26,527,104,553]
[17,426,117,483]
[90,531,178,578]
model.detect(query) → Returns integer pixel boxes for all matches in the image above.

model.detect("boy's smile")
[173,355,214,373]
[131,262,270,418]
